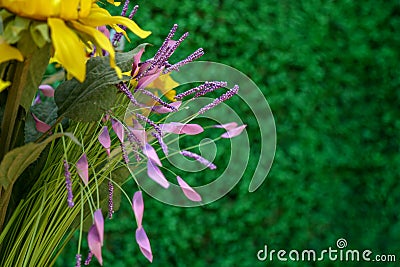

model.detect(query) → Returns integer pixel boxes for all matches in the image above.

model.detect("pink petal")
[98,126,111,156]
[137,68,163,90]
[111,119,124,142]
[38,84,55,97]
[33,94,41,105]
[88,225,103,266]
[93,209,104,245]
[31,113,51,133]
[160,122,204,135]
[152,101,182,113]
[76,153,89,186]
[131,47,145,77]
[142,143,162,166]
[147,160,169,188]
[213,122,238,130]
[132,191,144,227]
[221,125,247,138]
[176,176,202,202]
[135,227,153,262]
[97,25,110,39]
[128,128,147,146]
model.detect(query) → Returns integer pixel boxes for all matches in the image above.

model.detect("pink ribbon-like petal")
[221,125,247,138]
[213,122,238,131]
[176,176,202,202]
[31,113,51,133]
[88,209,104,265]
[98,126,111,156]
[152,101,182,113]
[131,47,145,77]
[147,160,169,188]
[135,227,153,262]
[128,127,147,146]
[76,153,89,186]
[143,143,162,166]
[137,68,163,90]
[160,122,204,135]
[111,119,124,142]
[132,191,144,227]
[38,84,55,97]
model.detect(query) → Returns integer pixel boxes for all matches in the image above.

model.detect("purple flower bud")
[84,251,93,265]
[136,113,162,137]
[75,254,82,267]
[116,82,140,106]
[138,88,177,112]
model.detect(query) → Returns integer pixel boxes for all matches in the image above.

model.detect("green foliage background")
[58,1,400,266]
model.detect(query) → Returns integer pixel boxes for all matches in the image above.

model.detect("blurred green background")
[58,0,400,266]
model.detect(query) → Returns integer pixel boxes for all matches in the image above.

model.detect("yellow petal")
[107,0,121,6]
[79,4,151,39]
[0,38,24,64]
[147,73,179,101]
[0,79,11,92]
[48,18,87,82]
[70,21,116,70]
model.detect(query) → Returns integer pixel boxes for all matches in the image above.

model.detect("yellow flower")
[0,36,23,92]
[0,0,151,82]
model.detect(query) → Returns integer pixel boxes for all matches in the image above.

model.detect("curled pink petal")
[132,191,144,227]
[98,126,111,156]
[88,225,103,266]
[88,209,104,265]
[176,176,202,202]
[33,94,41,105]
[31,113,51,133]
[143,143,162,166]
[160,122,204,135]
[213,122,238,130]
[147,160,169,188]
[135,227,153,262]
[76,153,89,186]
[152,101,182,113]
[111,119,124,142]
[93,209,104,245]
[38,84,55,97]
[137,69,163,90]
[221,125,247,138]
[132,47,145,77]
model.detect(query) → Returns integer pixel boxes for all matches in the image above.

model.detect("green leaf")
[0,132,77,190]
[55,47,145,122]
[3,16,30,44]
[29,22,50,48]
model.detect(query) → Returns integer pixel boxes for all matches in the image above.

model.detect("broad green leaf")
[55,46,147,122]
[0,132,78,190]
[25,99,58,143]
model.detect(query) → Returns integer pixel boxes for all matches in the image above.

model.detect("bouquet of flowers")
[0,1,269,266]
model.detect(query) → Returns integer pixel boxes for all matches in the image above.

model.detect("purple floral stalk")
[180,150,217,170]
[121,143,129,164]
[198,85,239,114]
[75,254,82,267]
[138,88,177,111]
[127,131,142,162]
[195,81,228,98]
[63,160,74,207]
[112,1,140,47]
[84,251,93,266]
[136,114,162,137]
[108,181,114,219]
[151,132,168,155]
[116,82,140,106]
[164,48,204,73]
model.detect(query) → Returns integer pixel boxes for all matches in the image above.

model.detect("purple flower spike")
[151,132,168,156]
[84,251,92,266]
[75,254,82,267]
[198,85,239,114]
[108,181,114,219]
[132,191,144,227]
[98,126,111,156]
[177,176,202,202]
[180,150,217,170]
[221,124,247,138]
[63,160,74,207]
[135,227,153,262]
[147,160,169,188]
[152,101,182,113]
[111,119,124,142]
[76,153,89,186]
[88,209,104,265]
